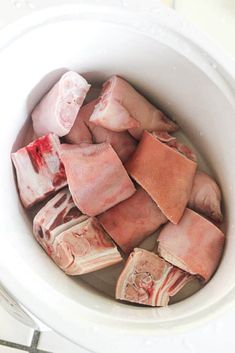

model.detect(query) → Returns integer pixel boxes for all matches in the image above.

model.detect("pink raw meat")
[60,143,136,216]
[89,76,178,137]
[52,217,122,275]
[98,187,167,253]
[65,100,137,163]
[116,248,192,306]
[188,171,223,223]
[11,133,67,208]
[153,131,197,162]
[126,131,197,224]
[32,71,90,137]
[33,188,87,255]
[65,100,94,145]
[157,208,225,281]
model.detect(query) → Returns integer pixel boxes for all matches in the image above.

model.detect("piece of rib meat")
[11,133,67,208]
[65,99,137,163]
[32,71,90,137]
[89,76,177,138]
[188,171,223,223]
[116,248,192,306]
[125,131,197,224]
[98,187,167,254]
[33,188,87,255]
[157,208,225,281]
[60,143,136,216]
[52,217,122,275]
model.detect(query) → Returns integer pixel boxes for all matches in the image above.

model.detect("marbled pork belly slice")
[60,143,136,216]
[157,208,225,281]
[66,99,137,162]
[188,171,223,223]
[116,248,192,306]
[32,71,90,137]
[33,188,87,255]
[125,131,197,224]
[89,76,177,137]
[11,133,67,208]
[98,187,167,254]
[52,217,122,275]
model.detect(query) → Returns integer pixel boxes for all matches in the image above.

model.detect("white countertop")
[1,1,235,352]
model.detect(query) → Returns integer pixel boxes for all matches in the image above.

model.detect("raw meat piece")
[52,217,122,275]
[32,71,90,137]
[98,187,167,253]
[33,188,87,255]
[157,208,225,281]
[89,76,177,137]
[188,171,223,223]
[60,143,136,216]
[126,131,197,224]
[64,100,94,145]
[11,133,67,208]
[65,99,137,162]
[153,131,197,162]
[116,248,192,306]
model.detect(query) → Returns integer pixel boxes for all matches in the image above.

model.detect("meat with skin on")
[32,71,90,137]
[33,188,88,255]
[60,143,136,216]
[153,131,197,162]
[98,187,167,254]
[64,100,94,145]
[116,248,192,306]
[188,171,223,223]
[11,133,67,208]
[126,131,197,224]
[157,208,225,281]
[89,76,177,138]
[52,217,122,275]
[65,99,137,163]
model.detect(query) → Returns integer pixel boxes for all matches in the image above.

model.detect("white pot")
[0,3,235,352]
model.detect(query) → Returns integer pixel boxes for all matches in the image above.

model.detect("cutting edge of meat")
[116,248,193,306]
[51,217,123,275]
[33,188,88,255]
[32,71,90,137]
[157,208,225,282]
[11,133,67,208]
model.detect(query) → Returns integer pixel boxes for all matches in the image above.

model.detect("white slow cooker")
[1,2,235,352]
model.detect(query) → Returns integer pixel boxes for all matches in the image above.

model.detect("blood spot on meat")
[52,163,67,187]
[26,135,52,173]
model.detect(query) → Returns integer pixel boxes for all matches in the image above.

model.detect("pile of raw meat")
[11,71,225,307]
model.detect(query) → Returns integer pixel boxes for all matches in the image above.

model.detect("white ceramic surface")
[0,3,235,353]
